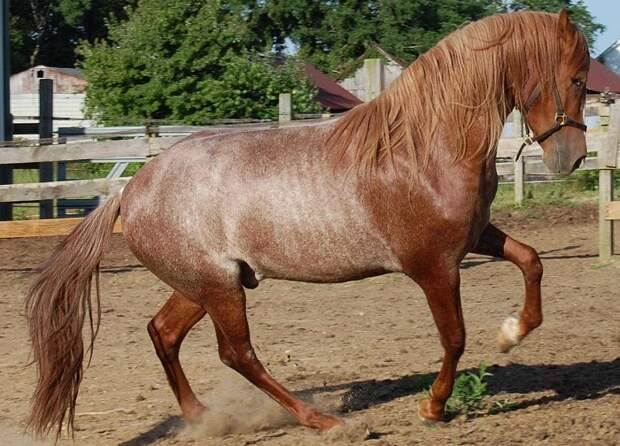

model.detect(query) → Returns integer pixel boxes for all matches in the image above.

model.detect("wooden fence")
[0,96,618,260]
[598,103,619,261]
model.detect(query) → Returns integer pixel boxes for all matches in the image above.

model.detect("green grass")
[492,182,597,213]
[492,170,620,214]
[12,161,146,184]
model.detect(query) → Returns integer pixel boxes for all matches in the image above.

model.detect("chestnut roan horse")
[26,10,589,439]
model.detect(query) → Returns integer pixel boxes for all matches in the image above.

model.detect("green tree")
[9,0,136,72]
[377,0,497,62]
[496,0,604,46]
[277,0,603,74]
[79,0,320,124]
[278,0,498,73]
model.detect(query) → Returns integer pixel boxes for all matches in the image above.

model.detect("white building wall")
[339,59,404,102]
[11,93,94,133]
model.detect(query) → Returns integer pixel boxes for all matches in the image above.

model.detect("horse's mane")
[328,11,589,176]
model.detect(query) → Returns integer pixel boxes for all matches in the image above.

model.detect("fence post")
[599,103,618,260]
[278,93,292,123]
[364,58,384,101]
[0,0,12,221]
[514,156,525,204]
[512,110,525,204]
[39,78,54,219]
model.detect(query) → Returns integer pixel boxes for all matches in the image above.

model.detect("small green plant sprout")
[445,362,492,415]
[422,362,517,418]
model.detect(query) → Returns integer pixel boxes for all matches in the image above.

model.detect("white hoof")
[497,316,521,353]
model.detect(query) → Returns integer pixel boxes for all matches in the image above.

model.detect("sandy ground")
[0,204,618,446]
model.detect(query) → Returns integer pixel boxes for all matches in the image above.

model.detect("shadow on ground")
[119,358,619,445]
[461,244,595,270]
[332,358,620,413]
[118,416,183,446]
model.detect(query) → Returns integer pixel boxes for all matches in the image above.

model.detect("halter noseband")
[515,78,587,161]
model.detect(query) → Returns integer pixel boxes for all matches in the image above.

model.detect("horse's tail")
[25,194,122,439]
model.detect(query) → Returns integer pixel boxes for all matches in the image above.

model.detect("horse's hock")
[598,102,620,261]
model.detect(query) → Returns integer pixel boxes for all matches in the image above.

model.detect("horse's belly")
[244,232,399,283]
[226,193,401,283]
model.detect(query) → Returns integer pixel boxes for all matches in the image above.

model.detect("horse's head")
[519,9,589,174]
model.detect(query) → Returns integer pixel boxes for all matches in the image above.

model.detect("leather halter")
[515,78,587,161]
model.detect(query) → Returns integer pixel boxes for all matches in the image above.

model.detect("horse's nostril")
[572,156,586,172]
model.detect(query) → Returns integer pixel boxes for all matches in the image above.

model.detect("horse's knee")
[520,246,543,284]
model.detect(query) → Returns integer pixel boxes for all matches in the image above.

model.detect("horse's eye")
[572,77,584,88]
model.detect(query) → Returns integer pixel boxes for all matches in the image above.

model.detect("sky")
[584,0,619,56]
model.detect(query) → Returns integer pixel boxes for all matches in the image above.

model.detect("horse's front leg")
[413,266,465,422]
[472,223,543,352]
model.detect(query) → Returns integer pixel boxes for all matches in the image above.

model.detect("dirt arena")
[0,204,618,446]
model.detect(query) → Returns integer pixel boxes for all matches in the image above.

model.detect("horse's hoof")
[416,399,444,424]
[306,411,345,433]
[318,415,346,433]
[182,403,207,424]
[498,316,521,353]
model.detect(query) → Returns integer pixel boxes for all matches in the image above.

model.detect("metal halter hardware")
[515,79,587,161]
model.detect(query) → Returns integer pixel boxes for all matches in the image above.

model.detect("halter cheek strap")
[515,79,587,161]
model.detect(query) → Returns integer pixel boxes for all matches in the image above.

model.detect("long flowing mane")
[328,11,589,176]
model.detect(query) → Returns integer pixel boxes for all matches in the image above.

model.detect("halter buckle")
[555,112,568,126]
[523,134,534,145]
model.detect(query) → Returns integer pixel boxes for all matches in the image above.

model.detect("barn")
[587,58,620,94]
[10,65,93,130]
[338,45,405,102]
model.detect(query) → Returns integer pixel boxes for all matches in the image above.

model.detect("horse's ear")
[558,8,573,38]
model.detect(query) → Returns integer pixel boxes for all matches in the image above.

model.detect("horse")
[25,9,589,439]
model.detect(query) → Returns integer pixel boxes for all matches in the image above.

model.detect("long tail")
[25,194,122,439]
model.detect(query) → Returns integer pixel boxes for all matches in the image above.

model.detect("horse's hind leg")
[148,291,207,422]
[472,223,543,352]
[204,283,344,432]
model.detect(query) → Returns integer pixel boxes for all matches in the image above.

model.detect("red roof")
[587,58,620,93]
[305,63,362,111]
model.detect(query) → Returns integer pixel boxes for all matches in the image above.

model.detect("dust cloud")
[0,423,50,446]
[184,369,295,438]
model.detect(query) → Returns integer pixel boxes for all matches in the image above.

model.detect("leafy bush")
[79,0,321,124]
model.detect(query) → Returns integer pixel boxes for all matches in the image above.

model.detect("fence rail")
[0,177,129,202]
[0,217,122,239]
[0,133,611,166]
